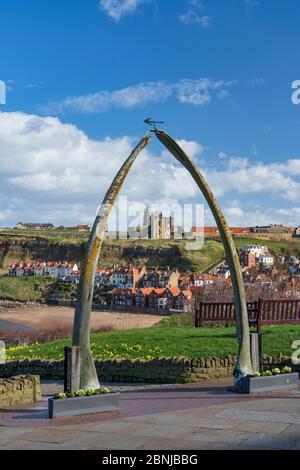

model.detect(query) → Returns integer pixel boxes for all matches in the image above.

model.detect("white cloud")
[269,159,300,177]
[205,158,300,202]
[43,79,235,114]
[179,0,213,27]
[0,111,203,225]
[176,139,204,159]
[44,82,173,114]
[1,111,300,228]
[99,0,147,22]
[245,0,261,9]
[179,11,212,27]
[222,205,300,229]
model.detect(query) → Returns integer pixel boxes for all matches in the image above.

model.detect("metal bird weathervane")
[144,117,165,130]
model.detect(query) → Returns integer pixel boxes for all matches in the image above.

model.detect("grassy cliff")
[0,229,225,274]
[1,229,300,273]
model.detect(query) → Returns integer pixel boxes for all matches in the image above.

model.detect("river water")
[0,319,33,332]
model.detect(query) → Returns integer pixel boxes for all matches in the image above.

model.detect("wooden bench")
[195,298,300,332]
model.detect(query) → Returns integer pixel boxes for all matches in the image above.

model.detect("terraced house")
[134,288,154,308]
[191,274,225,287]
[140,268,180,288]
[109,266,146,288]
[8,261,78,278]
[111,286,192,312]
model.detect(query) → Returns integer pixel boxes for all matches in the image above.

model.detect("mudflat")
[0,305,166,331]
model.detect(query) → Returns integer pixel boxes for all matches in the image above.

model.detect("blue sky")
[0,0,300,228]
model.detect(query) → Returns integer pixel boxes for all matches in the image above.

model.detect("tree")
[72,136,151,389]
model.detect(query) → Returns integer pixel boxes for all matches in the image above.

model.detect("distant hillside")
[0,229,299,275]
[0,230,224,274]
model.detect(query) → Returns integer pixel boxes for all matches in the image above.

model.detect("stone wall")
[0,356,298,384]
[0,374,41,408]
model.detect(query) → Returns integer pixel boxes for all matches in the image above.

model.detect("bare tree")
[72,136,151,389]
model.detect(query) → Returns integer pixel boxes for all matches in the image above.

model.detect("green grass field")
[234,237,300,256]
[6,324,300,361]
[0,228,89,244]
[0,276,54,302]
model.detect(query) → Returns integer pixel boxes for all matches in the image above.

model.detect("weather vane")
[144,117,165,130]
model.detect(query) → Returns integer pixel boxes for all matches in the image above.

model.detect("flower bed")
[54,386,112,399]
[250,366,293,378]
[48,387,120,419]
[237,367,299,394]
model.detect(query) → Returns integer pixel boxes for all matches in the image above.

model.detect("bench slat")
[195,299,300,327]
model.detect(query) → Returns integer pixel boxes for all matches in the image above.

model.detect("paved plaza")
[0,379,300,450]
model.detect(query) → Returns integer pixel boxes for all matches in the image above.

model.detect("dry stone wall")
[1,356,298,384]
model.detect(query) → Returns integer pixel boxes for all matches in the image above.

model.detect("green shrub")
[157,312,194,327]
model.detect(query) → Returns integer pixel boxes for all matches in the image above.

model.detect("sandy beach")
[0,305,166,332]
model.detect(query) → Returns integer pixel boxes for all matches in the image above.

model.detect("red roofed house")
[178,275,191,290]
[109,265,146,288]
[148,288,165,309]
[140,269,180,288]
[66,270,81,284]
[125,267,146,288]
[135,288,154,308]
[43,262,60,277]
[161,287,181,309]
[57,263,79,278]
[191,274,222,287]
[192,227,249,238]
[239,250,256,269]
[33,262,46,276]
[111,288,137,306]
[174,290,192,311]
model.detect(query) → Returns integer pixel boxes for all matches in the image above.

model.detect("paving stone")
[238,443,280,450]
[0,427,32,440]
[123,413,239,430]
[216,409,298,424]
[136,437,236,450]
[289,391,300,397]
[98,423,189,439]
[290,440,300,450]
[0,440,10,448]
[240,433,297,449]
[1,441,65,450]
[61,432,149,450]
[20,428,76,444]
[232,421,290,434]
[1,379,300,451]
[232,399,284,411]
[180,428,251,445]
[86,420,135,434]
[271,406,300,413]
[281,424,300,438]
